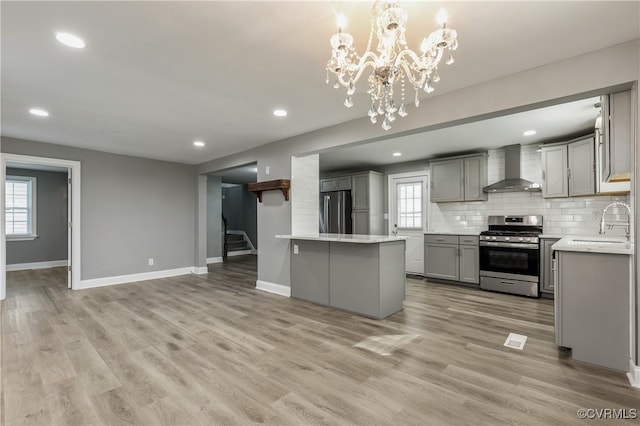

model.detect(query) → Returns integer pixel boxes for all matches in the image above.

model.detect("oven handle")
[479,241,539,249]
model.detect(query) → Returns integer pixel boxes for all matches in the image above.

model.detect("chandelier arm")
[397,61,426,89]
[349,52,380,84]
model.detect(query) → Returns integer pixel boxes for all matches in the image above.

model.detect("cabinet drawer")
[459,236,479,245]
[425,234,459,245]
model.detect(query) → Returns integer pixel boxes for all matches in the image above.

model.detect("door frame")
[0,154,81,300]
[388,171,430,274]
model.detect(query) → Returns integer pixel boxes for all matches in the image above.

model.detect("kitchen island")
[276,234,407,319]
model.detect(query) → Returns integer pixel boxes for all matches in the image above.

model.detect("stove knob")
[504,237,510,241]
[519,237,524,241]
[491,236,497,240]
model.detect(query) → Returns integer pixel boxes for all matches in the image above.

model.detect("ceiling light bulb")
[193,141,205,147]
[336,13,347,30]
[55,32,86,48]
[273,109,287,117]
[523,130,537,136]
[436,7,448,26]
[29,108,49,117]
[393,152,402,157]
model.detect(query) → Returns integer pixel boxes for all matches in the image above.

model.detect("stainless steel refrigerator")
[319,191,352,234]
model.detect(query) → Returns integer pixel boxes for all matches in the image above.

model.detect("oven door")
[479,242,539,281]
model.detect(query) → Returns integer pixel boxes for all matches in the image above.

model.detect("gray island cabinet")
[276,234,407,319]
[552,236,632,371]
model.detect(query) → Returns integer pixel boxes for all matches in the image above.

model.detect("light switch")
[293,244,299,254]
[266,166,270,175]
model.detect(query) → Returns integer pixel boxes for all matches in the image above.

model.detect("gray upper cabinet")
[351,173,370,210]
[541,136,595,198]
[351,171,384,235]
[541,144,568,198]
[567,137,595,196]
[430,153,487,203]
[320,176,351,192]
[601,90,632,182]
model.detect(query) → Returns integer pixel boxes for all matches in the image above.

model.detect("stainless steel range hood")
[482,144,541,193]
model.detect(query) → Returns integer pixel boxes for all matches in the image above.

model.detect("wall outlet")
[148,258,154,266]
[383,213,389,220]
[266,166,270,175]
[293,244,299,255]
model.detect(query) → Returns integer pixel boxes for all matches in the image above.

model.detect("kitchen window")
[397,181,422,229]
[5,176,37,240]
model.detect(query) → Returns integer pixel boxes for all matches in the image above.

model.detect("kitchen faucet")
[599,202,632,239]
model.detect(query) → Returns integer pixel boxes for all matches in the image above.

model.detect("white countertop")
[552,235,633,255]
[275,233,408,244]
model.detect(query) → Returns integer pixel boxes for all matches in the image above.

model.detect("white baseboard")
[207,257,223,264]
[228,250,252,256]
[627,360,640,388]
[256,280,291,297]
[6,260,67,271]
[77,266,199,290]
[192,266,208,275]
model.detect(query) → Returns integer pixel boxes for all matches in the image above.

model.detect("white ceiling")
[1,2,639,165]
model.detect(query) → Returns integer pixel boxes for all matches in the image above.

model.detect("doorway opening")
[0,154,81,301]
[206,163,257,272]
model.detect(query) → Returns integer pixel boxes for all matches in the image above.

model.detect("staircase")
[226,232,251,254]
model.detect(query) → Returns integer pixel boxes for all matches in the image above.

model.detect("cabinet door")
[603,90,632,182]
[430,159,464,202]
[291,240,330,305]
[463,156,488,201]
[351,173,370,210]
[568,137,595,196]
[459,244,479,284]
[352,210,369,235]
[540,238,559,295]
[320,179,337,192]
[541,145,568,198]
[424,243,459,281]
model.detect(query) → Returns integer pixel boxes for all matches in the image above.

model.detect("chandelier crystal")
[326,1,458,130]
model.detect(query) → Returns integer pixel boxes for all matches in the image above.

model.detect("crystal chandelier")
[326,1,458,130]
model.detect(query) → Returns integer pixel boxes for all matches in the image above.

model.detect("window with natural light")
[397,181,422,229]
[5,176,37,239]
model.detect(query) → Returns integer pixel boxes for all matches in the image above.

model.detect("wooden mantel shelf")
[248,179,290,203]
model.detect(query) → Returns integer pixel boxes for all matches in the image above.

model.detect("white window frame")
[5,175,38,241]
[396,180,423,230]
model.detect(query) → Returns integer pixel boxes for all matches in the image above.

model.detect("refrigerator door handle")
[337,194,341,233]
[323,195,330,233]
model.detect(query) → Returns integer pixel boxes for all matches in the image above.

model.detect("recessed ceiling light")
[193,141,205,147]
[55,32,86,49]
[523,129,537,136]
[273,109,287,117]
[29,108,49,117]
[393,152,402,157]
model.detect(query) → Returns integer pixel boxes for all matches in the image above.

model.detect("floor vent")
[504,333,528,350]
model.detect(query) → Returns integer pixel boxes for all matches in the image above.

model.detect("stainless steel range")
[479,215,543,297]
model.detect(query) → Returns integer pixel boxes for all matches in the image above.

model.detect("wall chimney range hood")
[482,144,541,193]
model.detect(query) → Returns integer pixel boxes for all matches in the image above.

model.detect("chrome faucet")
[599,202,631,239]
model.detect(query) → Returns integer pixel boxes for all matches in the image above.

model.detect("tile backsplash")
[429,145,631,236]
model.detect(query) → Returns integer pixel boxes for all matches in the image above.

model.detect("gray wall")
[2,137,197,280]
[6,168,68,265]
[206,175,222,259]
[222,185,258,248]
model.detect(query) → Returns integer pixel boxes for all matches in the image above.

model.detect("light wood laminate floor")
[2,255,639,425]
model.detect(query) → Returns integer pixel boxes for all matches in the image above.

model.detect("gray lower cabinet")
[424,234,479,285]
[555,250,630,371]
[459,241,479,284]
[290,240,329,305]
[540,237,560,296]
